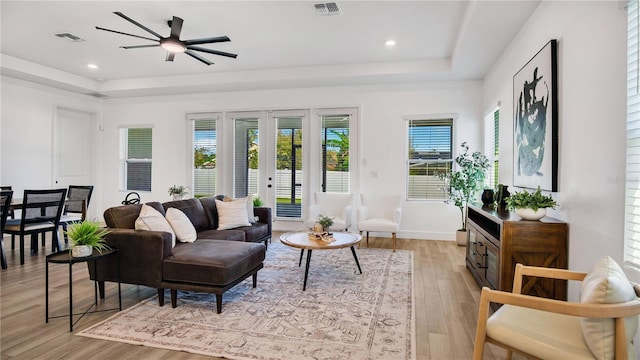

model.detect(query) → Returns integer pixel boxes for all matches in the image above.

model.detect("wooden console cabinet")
[466,204,568,300]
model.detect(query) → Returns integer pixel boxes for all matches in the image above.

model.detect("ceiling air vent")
[54,32,85,43]
[314,2,341,16]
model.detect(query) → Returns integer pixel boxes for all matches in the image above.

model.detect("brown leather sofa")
[89,195,271,313]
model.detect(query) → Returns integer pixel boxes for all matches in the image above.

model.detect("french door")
[228,110,308,228]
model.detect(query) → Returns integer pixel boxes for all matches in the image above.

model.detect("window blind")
[625,0,640,269]
[193,118,217,197]
[321,114,350,193]
[483,108,500,189]
[406,118,453,200]
[124,127,152,191]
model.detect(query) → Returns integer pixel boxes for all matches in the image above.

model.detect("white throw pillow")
[135,204,175,248]
[165,207,197,243]
[580,256,638,360]
[216,199,251,230]
[224,196,256,224]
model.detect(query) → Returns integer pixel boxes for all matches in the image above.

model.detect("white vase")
[456,229,467,246]
[516,208,547,221]
[172,194,183,201]
[71,245,93,257]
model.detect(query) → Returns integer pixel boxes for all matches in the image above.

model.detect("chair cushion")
[163,240,265,286]
[215,199,251,230]
[580,256,638,360]
[135,204,175,248]
[361,194,401,219]
[487,304,595,359]
[358,218,399,232]
[165,207,197,243]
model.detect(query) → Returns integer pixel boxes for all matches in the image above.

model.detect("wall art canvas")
[513,39,558,191]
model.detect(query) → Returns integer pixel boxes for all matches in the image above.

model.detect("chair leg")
[366,231,370,246]
[358,231,362,249]
[51,228,60,253]
[62,223,68,243]
[19,235,25,265]
[11,235,15,250]
[0,237,7,269]
[392,232,397,252]
[505,351,513,360]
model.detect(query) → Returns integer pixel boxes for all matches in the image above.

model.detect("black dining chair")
[59,185,94,243]
[4,189,67,265]
[0,190,13,269]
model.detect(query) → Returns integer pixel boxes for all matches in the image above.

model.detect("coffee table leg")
[350,246,363,274]
[303,249,312,291]
[298,249,304,267]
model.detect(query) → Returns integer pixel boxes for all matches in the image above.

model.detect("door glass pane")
[193,119,216,197]
[321,114,350,192]
[233,118,259,198]
[276,116,303,218]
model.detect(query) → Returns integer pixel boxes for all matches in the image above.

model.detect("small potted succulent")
[505,186,557,220]
[168,184,189,200]
[65,219,111,257]
[314,214,334,233]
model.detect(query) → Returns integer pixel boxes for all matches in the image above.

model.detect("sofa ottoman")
[163,240,265,313]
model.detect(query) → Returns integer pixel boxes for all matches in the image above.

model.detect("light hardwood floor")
[0,233,519,360]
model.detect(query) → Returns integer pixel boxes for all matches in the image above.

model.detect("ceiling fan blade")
[120,44,161,49]
[96,26,159,42]
[187,46,238,59]
[169,16,183,39]
[185,50,213,65]
[113,11,163,39]
[184,36,230,46]
[166,52,176,62]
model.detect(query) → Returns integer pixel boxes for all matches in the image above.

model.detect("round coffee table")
[280,232,363,291]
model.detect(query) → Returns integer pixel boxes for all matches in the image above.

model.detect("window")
[233,117,260,199]
[625,0,640,269]
[321,114,350,193]
[406,118,453,200]
[484,108,500,189]
[191,114,218,197]
[119,127,152,191]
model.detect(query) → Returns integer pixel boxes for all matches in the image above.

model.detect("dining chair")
[4,189,67,265]
[357,193,402,251]
[306,192,353,232]
[0,190,13,269]
[59,185,94,243]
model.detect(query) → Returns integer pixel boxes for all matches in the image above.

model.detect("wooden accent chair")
[473,258,640,360]
[357,193,401,252]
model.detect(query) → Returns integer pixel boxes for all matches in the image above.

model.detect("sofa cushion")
[163,198,210,232]
[225,196,255,224]
[580,256,638,360]
[199,195,225,229]
[163,240,265,286]
[216,199,251,230]
[135,204,175,247]
[103,201,164,229]
[166,207,197,243]
[197,229,246,242]
[235,223,270,243]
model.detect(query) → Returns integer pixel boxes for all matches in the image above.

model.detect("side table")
[46,248,121,332]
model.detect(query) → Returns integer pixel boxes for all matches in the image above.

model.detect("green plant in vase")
[316,215,334,232]
[505,186,557,220]
[65,219,111,257]
[438,142,489,245]
[168,185,189,200]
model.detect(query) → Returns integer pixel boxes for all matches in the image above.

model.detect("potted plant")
[314,214,334,233]
[505,186,557,220]
[65,219,111,257]
[168,185,189,200]
[252,196,263,207]
[438,142,489,245]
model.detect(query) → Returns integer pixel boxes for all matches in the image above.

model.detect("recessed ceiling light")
[385,40,396,47]
[87,63,99,69]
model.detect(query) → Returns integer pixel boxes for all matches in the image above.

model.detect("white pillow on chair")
[580,256,638,360]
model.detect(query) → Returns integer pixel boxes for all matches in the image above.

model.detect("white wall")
[483,1,633,289]
[0,76,103,215]
[100,81,483,239]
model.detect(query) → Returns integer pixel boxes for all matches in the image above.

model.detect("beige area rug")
[78,242,415,360]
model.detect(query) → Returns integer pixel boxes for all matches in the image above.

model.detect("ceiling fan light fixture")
[160,38,186,53]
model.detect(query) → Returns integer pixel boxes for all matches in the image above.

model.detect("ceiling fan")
[96,12,237,66]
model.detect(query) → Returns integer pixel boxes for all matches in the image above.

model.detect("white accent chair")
[473,258,640,360]
[306,192,353,232]
[357,194,401,252]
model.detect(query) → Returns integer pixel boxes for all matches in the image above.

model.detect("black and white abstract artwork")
[513,39,558,191]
